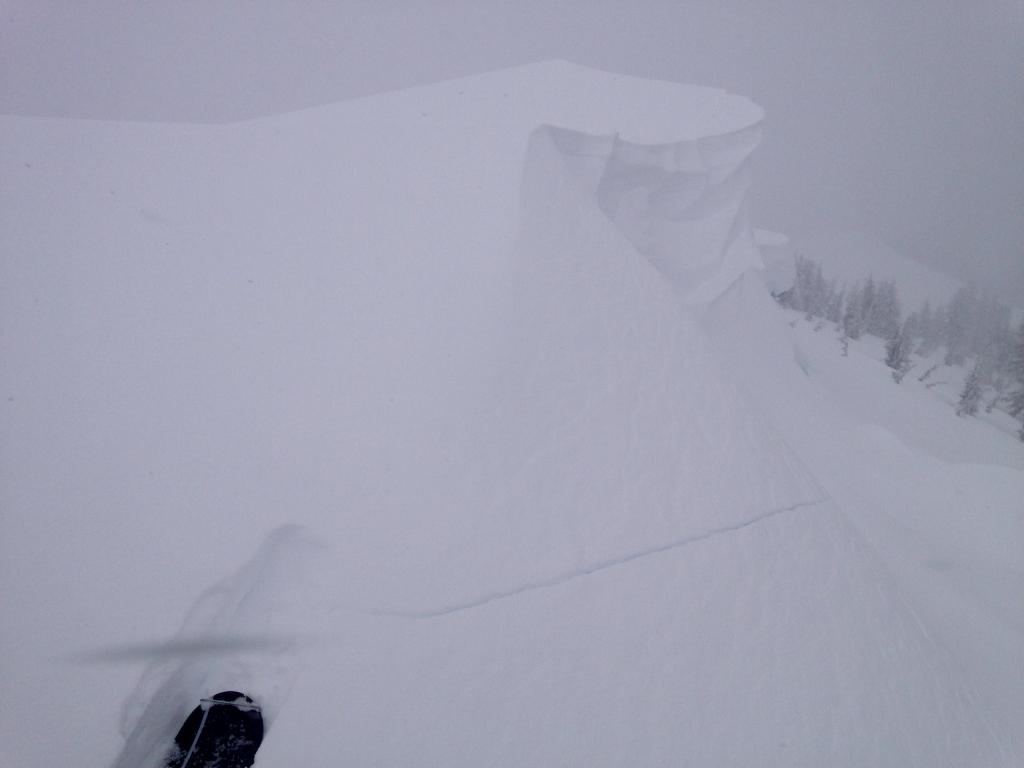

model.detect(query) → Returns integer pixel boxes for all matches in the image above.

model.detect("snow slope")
[704,275,1024,760]
[2,61,1021,766]
[782,318,1024,468]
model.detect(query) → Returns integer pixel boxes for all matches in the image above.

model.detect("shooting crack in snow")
[369,497,831,619]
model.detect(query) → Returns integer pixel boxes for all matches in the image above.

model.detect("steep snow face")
[542,122,763,303]
[2,62,1017,767]
[362,115,823,612]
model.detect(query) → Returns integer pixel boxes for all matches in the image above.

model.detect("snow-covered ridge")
[2,62,786,614]
[238,59,764,141]
[3,62,1019,766]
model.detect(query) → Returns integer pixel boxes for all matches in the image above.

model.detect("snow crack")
[374,497,830,619]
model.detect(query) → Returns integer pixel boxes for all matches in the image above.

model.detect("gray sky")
[2,0,1021,300]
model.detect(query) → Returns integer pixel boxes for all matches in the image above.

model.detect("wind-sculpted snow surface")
[335,113,820,613]
[542,122,762,303]
[269,501,1010,767]
[2,62,1017,766]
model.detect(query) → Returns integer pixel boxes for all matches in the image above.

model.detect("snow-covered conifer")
[915,300,936,355]
[956,363,983,417]
[943,285,976,366]
[825,282,844,325]
[870,280,901,339]
[779,254,810,313]
[1007,322,1024,425]
[842,282,864,340]
[859,276,876,331]
[885,322,912,383]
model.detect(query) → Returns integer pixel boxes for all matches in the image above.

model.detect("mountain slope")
[1,62,1018,766]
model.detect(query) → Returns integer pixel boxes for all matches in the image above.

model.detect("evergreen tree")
[885,322,912,383]
[778,254,812,314]
[930,303,949,357]
[985,389,1001,414]
[956,363,983,417]
[1007,322,1024,424]
[779,255,842,325]
[825,281,844,325]
[915,300,936,355]
[943,285,976,366]
[903,307,920,342]
[860,275,877,333]
[807,260,827,318]
[869,280,901,339]
[977,297,1013,383]
[842,282,865,340]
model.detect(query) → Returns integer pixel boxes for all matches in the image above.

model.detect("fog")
[5,4,1024,765]
[2,1,1020,300]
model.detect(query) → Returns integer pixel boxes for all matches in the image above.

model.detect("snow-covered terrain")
[2,61,1021,766]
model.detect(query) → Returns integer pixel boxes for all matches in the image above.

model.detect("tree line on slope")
[775,254,1024,439]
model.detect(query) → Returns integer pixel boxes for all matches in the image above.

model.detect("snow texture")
[108,526,325,768]
[2,61,1021,767]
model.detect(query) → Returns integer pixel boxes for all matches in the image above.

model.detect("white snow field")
[2,61,1021,766]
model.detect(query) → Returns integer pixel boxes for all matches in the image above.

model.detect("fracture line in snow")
[370,497,831,620]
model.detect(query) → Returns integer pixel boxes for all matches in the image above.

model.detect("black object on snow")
[165,691,264,768]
